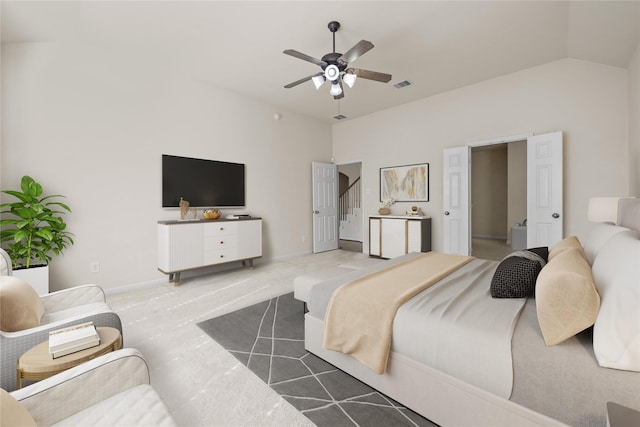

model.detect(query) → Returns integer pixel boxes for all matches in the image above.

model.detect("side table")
[17,326,122,389]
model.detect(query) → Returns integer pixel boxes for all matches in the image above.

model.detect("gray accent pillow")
[526,246,549,262]
[490,250,546,298]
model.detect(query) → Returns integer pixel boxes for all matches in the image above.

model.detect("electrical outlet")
[90,261,100,273]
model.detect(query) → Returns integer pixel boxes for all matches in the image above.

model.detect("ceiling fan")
[283,21,392,100]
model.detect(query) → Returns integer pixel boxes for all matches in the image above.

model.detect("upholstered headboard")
[0,248,12,276]
[617,198,640,231]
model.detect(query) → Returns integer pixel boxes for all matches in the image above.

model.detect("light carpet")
[198,292,437,427]
[107,250,373,426]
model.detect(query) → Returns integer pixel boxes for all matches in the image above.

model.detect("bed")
[303,199,640,427]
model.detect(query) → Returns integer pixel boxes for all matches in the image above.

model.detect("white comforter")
[392,258,526,398]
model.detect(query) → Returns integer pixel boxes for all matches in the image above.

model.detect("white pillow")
[592,230,640,372]
[617,198,640,231]
[582,223,628,266]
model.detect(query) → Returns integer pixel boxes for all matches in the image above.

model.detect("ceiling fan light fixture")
[311,75,326,90]
[343,71,357,88]
[324,64,340,81]
[329,81,342,96]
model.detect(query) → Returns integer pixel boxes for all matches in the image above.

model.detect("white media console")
[157,218,262,285]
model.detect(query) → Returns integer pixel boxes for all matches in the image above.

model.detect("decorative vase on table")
[179,198,190,220]
[405,206,421,216]
[379,197,395,215]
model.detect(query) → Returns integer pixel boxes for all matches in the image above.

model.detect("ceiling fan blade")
[283,49,328,68]
[353,68,392,83]
[284,73,323,89]
[338,40,374,65]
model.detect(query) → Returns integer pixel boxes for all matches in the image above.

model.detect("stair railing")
[339,177,361,222]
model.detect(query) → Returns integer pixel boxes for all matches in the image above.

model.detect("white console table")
[369,215,431,259]
[157,218,262,285]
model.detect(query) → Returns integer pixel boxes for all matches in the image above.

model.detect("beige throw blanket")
[323,252,474,374]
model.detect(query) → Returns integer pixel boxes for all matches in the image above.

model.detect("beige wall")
[630,40,640,196]
[339,163,362,184]
[333,59,630,253]
[2,44,636,290]
[507,140,527,238]
[1,41,332,291]
[471,147,508,239]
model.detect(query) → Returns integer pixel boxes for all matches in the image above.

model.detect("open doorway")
[444,132,562,256]
[337,162,363,253]
[470,140,527,260]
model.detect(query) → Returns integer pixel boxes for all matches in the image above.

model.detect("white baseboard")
[472,234,508,240]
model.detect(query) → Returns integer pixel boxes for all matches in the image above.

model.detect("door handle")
[313,210,320,214]
[552,213,560,219]
[444,211,450,216]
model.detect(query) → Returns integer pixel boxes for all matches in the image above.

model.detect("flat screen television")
[162,154,245,208]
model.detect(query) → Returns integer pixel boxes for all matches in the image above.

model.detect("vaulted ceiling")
[2,1,639,123]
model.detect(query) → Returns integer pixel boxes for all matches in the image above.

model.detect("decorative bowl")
[203,211,221,220]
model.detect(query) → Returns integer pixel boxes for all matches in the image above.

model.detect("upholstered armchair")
[4,348,177,426]
[0,277,123,391]
[0,248,12,276]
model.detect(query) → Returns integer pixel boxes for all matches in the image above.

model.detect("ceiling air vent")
[393,80,412,89]
[333,114,348,120]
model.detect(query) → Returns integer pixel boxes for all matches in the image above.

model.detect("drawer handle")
[220,241,224,244]
[220,227,224,231]
[220,255,224,258]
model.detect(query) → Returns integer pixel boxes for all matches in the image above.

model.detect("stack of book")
[49,322,101,359]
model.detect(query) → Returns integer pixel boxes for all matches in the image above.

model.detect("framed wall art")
[380,163,429,202]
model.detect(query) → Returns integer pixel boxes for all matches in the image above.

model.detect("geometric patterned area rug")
[197,293,437,427]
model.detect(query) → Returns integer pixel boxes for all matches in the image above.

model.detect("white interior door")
[527,132,563,247]
[443,146,470,255]
[312,161,339,253]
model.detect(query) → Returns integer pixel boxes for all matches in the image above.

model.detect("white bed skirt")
[305,314,567,427]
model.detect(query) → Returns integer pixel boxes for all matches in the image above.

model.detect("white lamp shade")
[343,72,357,88]
[324,65,339,81]
[587,197,623,223]
[329,82,342,96]
[311,75,325,90]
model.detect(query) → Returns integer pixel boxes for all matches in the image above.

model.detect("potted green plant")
[0,175,74,293]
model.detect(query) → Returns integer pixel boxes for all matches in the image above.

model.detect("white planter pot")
[13,265,49,295]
